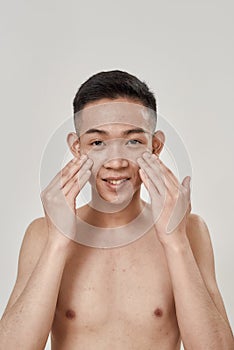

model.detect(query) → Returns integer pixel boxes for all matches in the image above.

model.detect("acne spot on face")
[65,309,76,320]
[154,308,163,317]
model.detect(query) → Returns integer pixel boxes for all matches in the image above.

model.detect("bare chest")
[51,232,180,348]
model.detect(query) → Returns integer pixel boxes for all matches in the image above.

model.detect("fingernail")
[143,152,151,158]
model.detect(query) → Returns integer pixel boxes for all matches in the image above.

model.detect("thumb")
[182,176,191,190]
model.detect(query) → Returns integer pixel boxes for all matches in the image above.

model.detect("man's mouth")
[102,177,131,185]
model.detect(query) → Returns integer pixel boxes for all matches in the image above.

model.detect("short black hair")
[73,70,157,133]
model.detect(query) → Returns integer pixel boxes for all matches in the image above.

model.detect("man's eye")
[127,139,142,145]
[90,140,105,146]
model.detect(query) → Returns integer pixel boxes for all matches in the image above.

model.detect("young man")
[0,70,233,349]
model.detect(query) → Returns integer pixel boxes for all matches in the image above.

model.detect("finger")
[57,156,90,190]
[139,168,167,224]
[62,158,93,195]
[144,153,181,193]
[139,168,151,192]
[142,153,164,180]
[141,153,184,204]
[181,175,191,188]
[137,156,166,195]
[181,176,191,193]
[45,155,88,191]
[68,169,92,199]
[154,156,180,190]
[61,155,87,177]
[46,157,92,201]
[138,168,160,198]
[59,156,91,189]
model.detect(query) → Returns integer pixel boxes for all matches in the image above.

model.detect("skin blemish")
[154,308,163,317]
[65,309,76,320]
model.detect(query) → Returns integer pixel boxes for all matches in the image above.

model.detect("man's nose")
[102,139,129,169]
[103,157,129,169]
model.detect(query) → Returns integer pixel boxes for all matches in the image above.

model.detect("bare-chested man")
[0,70,233,350]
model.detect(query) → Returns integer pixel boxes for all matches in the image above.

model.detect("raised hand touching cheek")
[137,151,191,247]
[41,154,93,244]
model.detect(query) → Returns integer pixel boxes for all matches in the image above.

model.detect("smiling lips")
[102,177,131,185]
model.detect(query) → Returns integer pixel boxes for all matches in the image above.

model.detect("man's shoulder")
[26,216,48,235]
[186,212,213,260]
[187,213,207,230]
[22,216,49,251]
[186,213,209,236]
[11,216,50,289]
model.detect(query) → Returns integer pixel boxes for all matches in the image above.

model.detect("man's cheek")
[86,150,104,184]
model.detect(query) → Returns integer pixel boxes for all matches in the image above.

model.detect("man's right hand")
[40,154,93,246]
[0,155,93,349]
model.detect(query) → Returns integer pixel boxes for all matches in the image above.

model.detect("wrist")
[161,230,190,253]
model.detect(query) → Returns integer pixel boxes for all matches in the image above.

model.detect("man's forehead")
[74,101,155,135]
[82,125,150,136]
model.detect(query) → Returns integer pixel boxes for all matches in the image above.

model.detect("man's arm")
[0,217,71,350]
[164,213,234,350]
[0,154,92,350]
[137,151,233,349]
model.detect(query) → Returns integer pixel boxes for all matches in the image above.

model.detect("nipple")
[154,308,163,317]
[65,309,76,319]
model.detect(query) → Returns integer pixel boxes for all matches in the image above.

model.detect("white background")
[0,1,233,349]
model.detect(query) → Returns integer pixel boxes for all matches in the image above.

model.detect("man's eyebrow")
[123,128,147,135]
[84,128,147,135]
[84,128,108,135]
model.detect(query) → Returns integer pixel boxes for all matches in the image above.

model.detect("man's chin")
[90,179,140,209]
[98,191,133,205]
[87,190,133,214]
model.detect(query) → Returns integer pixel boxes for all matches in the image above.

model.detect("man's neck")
[84,191,146,228]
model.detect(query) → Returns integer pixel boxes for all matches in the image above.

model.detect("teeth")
[107,179,128,185]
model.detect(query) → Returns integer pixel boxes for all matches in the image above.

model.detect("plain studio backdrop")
[0,1,233,349]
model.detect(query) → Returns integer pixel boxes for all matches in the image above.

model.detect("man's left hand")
[137,152,191,247]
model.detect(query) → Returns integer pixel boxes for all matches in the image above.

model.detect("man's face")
[76,98,155,203]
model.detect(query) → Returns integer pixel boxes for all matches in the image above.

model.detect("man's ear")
[152,130,165,156]
[66,132,81,158]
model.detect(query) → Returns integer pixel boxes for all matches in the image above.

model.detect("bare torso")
[51,209,181,349]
